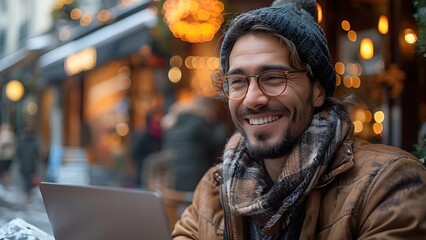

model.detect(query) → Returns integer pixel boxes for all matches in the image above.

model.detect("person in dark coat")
[130,110,163,187]
[161,97,228,192]
[16,127,40,202]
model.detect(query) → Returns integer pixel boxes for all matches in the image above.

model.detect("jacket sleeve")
[172,166,224,240]
[358,156,426,239]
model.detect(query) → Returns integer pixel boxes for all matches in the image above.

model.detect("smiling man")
[227,33,323,161]
[171,0,426,239]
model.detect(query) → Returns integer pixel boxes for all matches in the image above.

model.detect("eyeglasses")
[219,69,308,100]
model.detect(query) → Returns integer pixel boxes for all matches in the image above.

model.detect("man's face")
[227,32,325,159]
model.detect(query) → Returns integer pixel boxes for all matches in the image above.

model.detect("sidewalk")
[0,146,127,237]
[0,164,53,235]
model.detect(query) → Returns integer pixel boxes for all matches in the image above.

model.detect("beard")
[235,102,315,160]
[245,127,296,159]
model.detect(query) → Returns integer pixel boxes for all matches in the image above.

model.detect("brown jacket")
[172,138,426,239]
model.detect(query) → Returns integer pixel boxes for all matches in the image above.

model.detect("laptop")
[39,182,171,240]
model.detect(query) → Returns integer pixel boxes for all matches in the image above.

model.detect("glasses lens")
[223,75,248,99]
[259,71,287,96]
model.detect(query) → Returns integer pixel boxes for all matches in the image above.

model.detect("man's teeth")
[249,116,279,125]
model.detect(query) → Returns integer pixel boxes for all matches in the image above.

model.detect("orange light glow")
[404,28,417,44]
[341,20,350,31]
[374,111,385,123]
[353,120,363,133]
[360,38,374,60]
[378,15,388,34]
[65,47,97,75]
[70,8,82,20]
[348,30,357,42]
[373,123,383,135]
[317,3,322,23]
[162,0,224,43]
[5,80,25,102]
[335,62,345,75]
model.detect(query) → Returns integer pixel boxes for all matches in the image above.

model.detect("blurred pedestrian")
[16,126,41,202]
[0,123,16,188]
[162,97,228,192]
[129,109,163,187]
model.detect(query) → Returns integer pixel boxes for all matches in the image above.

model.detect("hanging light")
[360,38,374,60]
[162,0,225,43]
[403,28,417,44]
[317,3,323,23]
[5,80,25,102]
[378,15,389,35]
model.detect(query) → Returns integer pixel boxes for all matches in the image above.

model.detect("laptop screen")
[39,182,171,240]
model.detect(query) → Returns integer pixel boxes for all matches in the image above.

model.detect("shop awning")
[0,34,54,76]
[38,5,157,84]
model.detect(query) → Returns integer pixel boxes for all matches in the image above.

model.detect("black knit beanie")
[220,0,336,97]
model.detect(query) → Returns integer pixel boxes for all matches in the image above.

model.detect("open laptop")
[39,182,171,240]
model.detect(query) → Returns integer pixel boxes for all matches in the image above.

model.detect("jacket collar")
[316,133,354,188]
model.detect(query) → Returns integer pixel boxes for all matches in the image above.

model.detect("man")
[172,0,426,239]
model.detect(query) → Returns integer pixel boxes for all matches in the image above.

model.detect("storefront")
[37,0,169,184]
[319,0,426,151]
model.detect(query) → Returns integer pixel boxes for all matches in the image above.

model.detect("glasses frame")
[219,69,309,100]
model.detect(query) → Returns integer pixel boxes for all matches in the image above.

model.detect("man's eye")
[261,74,284,82]
[229,77,245,85]
[262,74,281,80]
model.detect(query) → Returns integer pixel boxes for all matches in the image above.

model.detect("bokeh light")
[162,0,225,43]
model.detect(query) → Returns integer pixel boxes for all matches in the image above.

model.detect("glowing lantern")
[5,80,25,102]
[378,15,388,35]
[162,0,224,43]
[360,38,374,60]
[404,28,417,44]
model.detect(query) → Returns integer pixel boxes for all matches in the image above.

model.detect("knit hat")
[220,0,336,97]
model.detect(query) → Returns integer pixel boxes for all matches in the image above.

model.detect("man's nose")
[243,78,269,109]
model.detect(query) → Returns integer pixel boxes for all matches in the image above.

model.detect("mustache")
[238,105,290,118]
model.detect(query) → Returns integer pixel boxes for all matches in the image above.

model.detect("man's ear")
[313,80,326,107]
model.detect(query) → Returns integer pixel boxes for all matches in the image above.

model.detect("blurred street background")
[0,0,426,233]
[0,163,53,235]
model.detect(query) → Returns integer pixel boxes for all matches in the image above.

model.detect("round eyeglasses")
[219,69,308,100]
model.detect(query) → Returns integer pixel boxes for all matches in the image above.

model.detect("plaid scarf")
[222,102,353,236]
